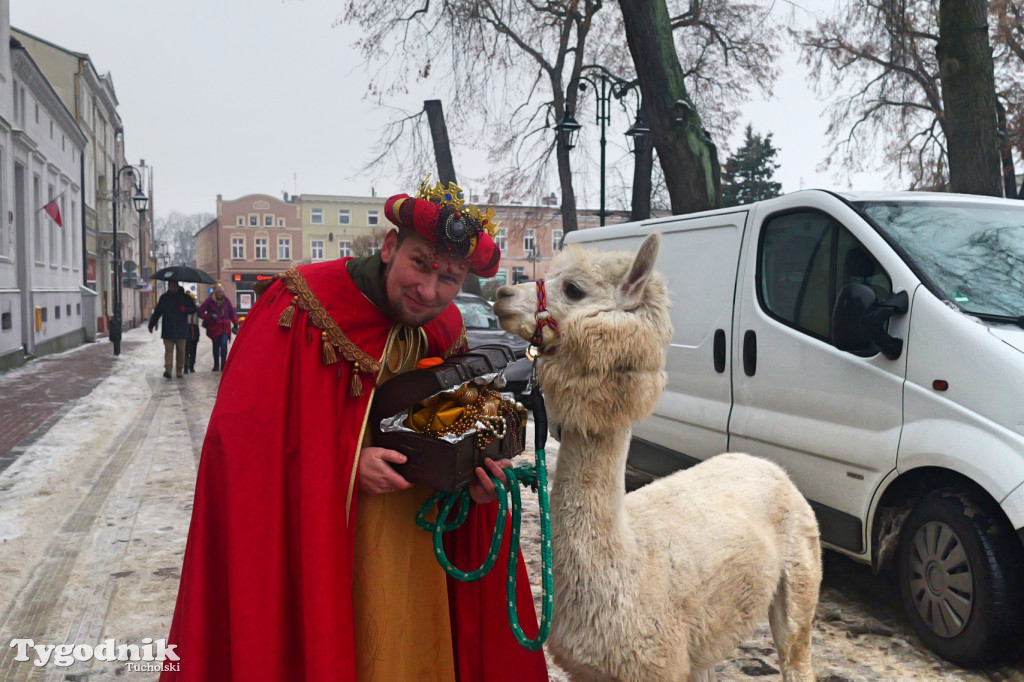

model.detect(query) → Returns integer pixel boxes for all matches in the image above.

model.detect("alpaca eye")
[564,282,585,301]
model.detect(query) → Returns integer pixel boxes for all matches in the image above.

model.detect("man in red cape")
[162,182,548,681]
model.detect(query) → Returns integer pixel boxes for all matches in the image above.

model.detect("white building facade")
[0,2,89,369]
[12,27,144,342]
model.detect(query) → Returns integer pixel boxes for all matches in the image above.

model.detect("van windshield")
[855,201,1024,320]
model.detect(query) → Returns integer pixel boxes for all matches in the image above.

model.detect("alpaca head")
[493,233,673,434]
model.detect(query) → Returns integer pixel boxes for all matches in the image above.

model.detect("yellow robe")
[353,327,457,682]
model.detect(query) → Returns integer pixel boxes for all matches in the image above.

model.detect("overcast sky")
[11,0,885,219]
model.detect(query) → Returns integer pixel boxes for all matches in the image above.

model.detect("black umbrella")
[150,265,217,285]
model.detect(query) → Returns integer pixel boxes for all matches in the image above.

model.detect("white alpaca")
[493,233,821,682]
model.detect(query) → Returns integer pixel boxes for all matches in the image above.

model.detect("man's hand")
[468,457,512,505]
[358,446,413,495]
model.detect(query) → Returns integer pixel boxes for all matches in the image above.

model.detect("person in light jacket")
[197,283,238,372]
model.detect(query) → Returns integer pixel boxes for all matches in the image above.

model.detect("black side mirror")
[832,284,909,360]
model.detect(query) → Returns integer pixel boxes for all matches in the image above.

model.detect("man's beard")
[383,297,435,328]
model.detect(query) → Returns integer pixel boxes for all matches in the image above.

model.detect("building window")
[311,208,323,225]
[552,229,563,251]
[33,175,43,263]
[338,209,350,225]
[232,236,245,259]
[55,305,60,319]
[367,210,379,226]
[248,214,258,227]
[40,307,47,322]
[524,229,536,255]
[496,228,507,252]
[76,303,81,316]
[66,304,71,316]
[310,240,324,260]
[255,238,268,260]
[264,214,274,227]
[71,200,78,269]
[278,237,291,261]
[237,216,244,226]
[339,241,352,258]
[1,312,11,330]
[278,218,285,227]
[0,147,5,258]
[512,266,526,283]
[60,196,68,266]
[49,185,58,265]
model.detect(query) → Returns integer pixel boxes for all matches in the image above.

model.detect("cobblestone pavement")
[0,332,1021,680]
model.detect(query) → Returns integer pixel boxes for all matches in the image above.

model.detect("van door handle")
[743,330,757,376]
[713,329,726,373]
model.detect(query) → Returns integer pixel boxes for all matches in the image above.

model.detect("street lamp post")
[554,72,650,227]
[110,163,149,356]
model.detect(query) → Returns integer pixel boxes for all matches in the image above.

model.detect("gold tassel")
[278,298,297,328]
[350,361,363,397]
[321,331,338,365]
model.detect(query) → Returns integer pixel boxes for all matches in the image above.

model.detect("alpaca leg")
[768,542,820,681]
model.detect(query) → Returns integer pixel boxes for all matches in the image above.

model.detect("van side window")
[759,212,892,342]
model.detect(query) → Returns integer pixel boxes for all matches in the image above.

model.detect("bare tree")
[619,0,722,212]
[797,0,1021,194]
[351,229,389,257]
[344,0,606,236]
[938,0,1001,196]
[343,0,782,229]
[155,211,213,266]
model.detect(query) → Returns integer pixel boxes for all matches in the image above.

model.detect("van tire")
[896,488,1023,665]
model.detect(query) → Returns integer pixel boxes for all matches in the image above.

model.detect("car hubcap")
[908,520,973,638]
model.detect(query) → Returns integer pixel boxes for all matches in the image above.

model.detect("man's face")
[214,285,224,298]
[380,230,467,327]
[169,281,180,293]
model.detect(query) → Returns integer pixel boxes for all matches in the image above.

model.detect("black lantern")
[554,110,582,150]
[132,184,149,215]
[625,112,651,155]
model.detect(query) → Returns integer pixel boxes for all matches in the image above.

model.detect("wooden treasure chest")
[370,345,529,492]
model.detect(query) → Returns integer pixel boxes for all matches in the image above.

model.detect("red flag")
[43,199,62,227]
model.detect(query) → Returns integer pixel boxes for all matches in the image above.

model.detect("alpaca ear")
[622,232,660,304]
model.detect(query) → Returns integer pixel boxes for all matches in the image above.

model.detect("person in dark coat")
[149,280,197,378]
[197,283,239,372]
[184,293,201,374]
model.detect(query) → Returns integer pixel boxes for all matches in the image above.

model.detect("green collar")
[346,253,388,311]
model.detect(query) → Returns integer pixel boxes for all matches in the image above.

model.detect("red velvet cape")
[162,259,548,681]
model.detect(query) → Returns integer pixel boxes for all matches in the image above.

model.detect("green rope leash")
[415,444,553,651]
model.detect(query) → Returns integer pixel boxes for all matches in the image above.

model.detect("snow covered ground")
[0,329,1019,681]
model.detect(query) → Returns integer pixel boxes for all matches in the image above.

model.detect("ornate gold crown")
[416,175,502,237]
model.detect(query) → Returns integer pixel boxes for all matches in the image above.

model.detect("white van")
[563,190,1024,665]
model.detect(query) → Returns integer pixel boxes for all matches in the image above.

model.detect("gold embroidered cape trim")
[266,267,383,376]
[445,329,469,358]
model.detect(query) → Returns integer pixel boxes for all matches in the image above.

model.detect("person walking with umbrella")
[198,282,238,371]
[148,280,197,378]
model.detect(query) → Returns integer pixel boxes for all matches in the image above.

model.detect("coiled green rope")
[415,445,553,651]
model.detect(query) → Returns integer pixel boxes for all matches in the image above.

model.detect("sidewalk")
[0,327,217,681]
[0,336,147,474]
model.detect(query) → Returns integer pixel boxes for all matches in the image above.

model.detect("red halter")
[531,279,559,348]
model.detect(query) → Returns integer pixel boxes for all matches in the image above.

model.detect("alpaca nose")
[496,285,515,300]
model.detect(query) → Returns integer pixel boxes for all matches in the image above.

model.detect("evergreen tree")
[722,125,782,207]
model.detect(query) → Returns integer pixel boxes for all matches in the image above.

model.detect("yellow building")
[297,194,388,262]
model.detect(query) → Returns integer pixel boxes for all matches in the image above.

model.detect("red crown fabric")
[384,193,500,278]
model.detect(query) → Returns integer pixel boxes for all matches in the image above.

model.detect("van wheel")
[896,488,1023,664]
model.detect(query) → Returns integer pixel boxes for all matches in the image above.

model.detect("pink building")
[195,193,301,312]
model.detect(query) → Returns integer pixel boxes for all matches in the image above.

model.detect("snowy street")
[0,328,211,681]
[0,328,1022,681]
